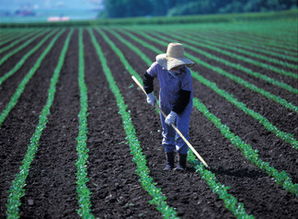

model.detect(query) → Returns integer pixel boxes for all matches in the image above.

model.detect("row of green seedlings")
[116,29,298,150]
[139,22,298,56]
[129,30,298,113]
[103,28,298,196]
[0,29,43,54]
[88,28,179,218]
[205,26,298,50]
[204,20,298,41]
[0,29,64,126]
[0,30,34,47]
[203,30,298,57]
[170,30,298,75]
[139,23,298,62]
[5,29,73,219]
[96,27,254,218]
[0,30,56,86]
[75,28,94,218]
[143,30,298,95]
[0,29,50,66]
[186,30,298,64]
[0,28,36,39]
[0,28,50,65]
[222,30,298,50]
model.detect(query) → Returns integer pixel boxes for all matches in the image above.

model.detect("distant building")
[47,16,70,22]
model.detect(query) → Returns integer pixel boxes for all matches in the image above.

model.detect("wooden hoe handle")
[132,76,209,168]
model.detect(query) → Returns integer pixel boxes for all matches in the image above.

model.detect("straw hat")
[156,43,194,70]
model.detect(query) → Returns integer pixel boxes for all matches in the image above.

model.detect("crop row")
[0,30,34,47]
[197,23,298,48]
[113,29,298,150]
[5,29,73,219]
[0,30,41,55]
[75,29,94,218]
[202,30,298,57]
[220,30,298,49]
[101,28,298,195]
[183,31,298,66]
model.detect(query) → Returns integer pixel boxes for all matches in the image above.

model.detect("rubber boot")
[175,153,187,171]
[163,152,175,171]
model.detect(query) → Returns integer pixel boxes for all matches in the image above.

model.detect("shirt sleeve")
[146,62,158,78]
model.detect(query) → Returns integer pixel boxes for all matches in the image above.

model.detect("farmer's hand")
[165,111,177,125]
[147,92,156,106]
[146,92,155,106]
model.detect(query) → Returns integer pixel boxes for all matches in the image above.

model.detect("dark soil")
[0,27,297,218]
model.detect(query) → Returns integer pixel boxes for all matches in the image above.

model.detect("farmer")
[143,42,194,171]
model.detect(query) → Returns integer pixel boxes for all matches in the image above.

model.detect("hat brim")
[156,54,194,70]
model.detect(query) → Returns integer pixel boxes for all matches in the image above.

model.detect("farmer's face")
[171,65,185,73]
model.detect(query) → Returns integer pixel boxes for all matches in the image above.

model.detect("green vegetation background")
[100,0,297,18]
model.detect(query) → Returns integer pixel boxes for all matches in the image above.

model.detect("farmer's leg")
[160,111,176,170]
[175,107,191,170]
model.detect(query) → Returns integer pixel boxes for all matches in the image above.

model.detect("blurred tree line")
[99,0,298,18]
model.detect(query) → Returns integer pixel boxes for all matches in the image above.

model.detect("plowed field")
[0,23,297,218]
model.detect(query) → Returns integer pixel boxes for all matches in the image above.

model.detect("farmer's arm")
[143,62,158,94]
[143,72,154,94]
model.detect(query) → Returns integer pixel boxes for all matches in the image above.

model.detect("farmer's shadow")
[209,166,267,179]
